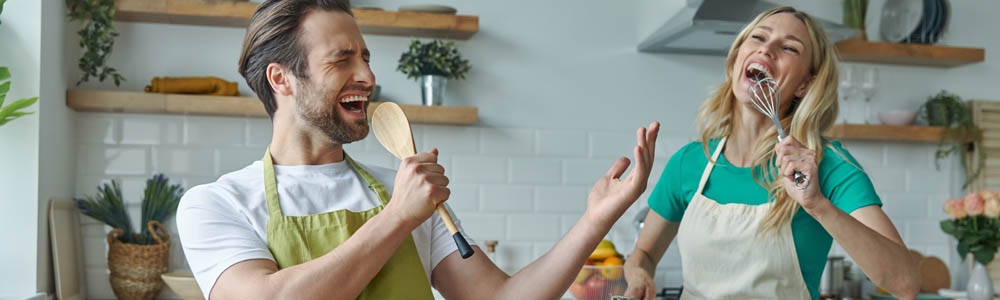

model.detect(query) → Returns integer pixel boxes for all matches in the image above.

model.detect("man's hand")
[385,149,451,229]
[584,122,660,229]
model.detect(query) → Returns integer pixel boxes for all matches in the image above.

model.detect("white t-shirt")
[176,159,470,298]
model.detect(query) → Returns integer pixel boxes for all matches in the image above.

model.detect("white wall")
[0,0,42,298]
[68,0,999,298]
[36,0,75,294]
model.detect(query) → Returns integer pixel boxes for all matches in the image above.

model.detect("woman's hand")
[774,136,824,210]
[623,263,657,300]
[584,122,660,229]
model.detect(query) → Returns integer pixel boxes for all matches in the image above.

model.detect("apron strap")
[263,147,283,220]
[262,149,392,219]
[695,137,727,196]
[344,153,393,206]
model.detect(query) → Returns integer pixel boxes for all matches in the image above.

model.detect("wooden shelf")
[828,124,948,142]
[66,89,478,125]
[835,39,984,67]
[114,0,479,40]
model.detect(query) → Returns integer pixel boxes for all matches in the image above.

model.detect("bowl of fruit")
[569,240,628,300]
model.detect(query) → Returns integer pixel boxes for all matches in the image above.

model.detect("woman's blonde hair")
[696,6,839,233]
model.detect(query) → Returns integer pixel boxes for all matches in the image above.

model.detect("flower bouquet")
[940,190,1000,266]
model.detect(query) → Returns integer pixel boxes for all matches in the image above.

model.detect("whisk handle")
[775,134,810,190]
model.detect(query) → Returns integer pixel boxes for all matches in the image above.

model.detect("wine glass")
[858,67,879,124]
[838,65,858,124]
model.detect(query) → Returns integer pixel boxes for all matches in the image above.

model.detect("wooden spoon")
[371,102,474,259]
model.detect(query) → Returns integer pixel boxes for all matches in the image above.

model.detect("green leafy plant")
[918,90,983,188]
[75,174,184,245]
[0,0,7,24]
[0,67,39,127]
[67,0,125,86]
[842,0,868,30]
[397,39,471,80]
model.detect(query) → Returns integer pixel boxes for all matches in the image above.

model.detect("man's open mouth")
[339,95,368,113]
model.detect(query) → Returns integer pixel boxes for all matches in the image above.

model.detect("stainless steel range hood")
[637,0,856,55]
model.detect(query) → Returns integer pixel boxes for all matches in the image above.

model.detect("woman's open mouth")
[339,95,368,113]
[745,62,773,82]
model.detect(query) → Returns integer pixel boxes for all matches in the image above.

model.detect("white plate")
[865,0,887,41]
[880,0,924,42]
[398,4,457,15]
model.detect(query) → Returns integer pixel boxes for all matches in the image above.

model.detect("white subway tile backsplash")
[563,158,611,184]
[590,131,635,158]
[535,186,588,213]
[152,147,215,176]
[119,177,149,205]
[482,128,534,155]
[246,118,273,147]
[532,242,557,259]
[881,193,929,219]
[868,167,906,194]
[185,116,245,146]
[75,175,113,200]
[452,156,507,184]
[183,176,219,190]
[840,141,884,170]
[82,234,107,268]
[76,113,119,144]
[447,184,479,213]
[906,220,949,244]
[506,214,561,241]
[217,147,265,174]
[77,146,149,176]
[121,114,183,145]
[509,157,561,184]
[885,143,937,170]
[537,130,587,157]
[421,125,480,154]
[907,167,952,193]
[480,185,533,213]
[494,242,533,275]
[459,213,506,240]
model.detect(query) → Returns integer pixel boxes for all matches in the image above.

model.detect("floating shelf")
[66,89,478,125]
[828,124,950,143]
[835,39,985,67]
[114,0,479,39]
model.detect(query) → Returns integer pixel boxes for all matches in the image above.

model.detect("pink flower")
[981,189,999,201]
[944,198,968,219]
[965,193,985,216]
[987,197,1000,218]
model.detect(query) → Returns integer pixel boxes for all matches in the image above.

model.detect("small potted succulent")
[75,174,184,300]
[397,39,471,106]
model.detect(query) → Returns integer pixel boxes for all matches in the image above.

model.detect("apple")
[584,276,608,300]
[569,282,587,299]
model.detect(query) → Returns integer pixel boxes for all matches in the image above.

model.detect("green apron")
[262,149,434,299]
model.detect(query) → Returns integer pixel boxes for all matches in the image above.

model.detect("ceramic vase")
[968,261,994,300]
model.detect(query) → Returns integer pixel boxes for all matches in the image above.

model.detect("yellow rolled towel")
[145,77,240,96]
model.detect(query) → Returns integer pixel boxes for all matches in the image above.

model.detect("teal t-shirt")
[648,139,881,300]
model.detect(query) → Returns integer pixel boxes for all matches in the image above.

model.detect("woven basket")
[107,220,170,300]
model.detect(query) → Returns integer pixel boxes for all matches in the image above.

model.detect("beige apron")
[675,137,811,299]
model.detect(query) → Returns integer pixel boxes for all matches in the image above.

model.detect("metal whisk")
[749,78,810,190]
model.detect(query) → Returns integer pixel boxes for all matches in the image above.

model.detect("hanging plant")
[918,90,984,188]
[67,0,125,86]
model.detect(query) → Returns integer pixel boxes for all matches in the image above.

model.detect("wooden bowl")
[161,272,205,300]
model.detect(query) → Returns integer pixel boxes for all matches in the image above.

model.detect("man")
[176,0,660,299]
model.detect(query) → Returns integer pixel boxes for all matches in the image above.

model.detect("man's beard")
[295,79,369,144]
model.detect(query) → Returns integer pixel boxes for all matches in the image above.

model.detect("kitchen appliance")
[637,0,855,55]
[748,77,808,190]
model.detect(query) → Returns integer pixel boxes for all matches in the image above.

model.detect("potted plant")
[67,0,125,86]
[396,39,471,106]
[0,67,38,127]
[918,90,983,188]
[75,174,184,300]
[941,190,1000,300]
[0,2,39,127]
[842,0,867,40]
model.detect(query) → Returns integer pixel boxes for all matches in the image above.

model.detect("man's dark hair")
[238,0,353,118]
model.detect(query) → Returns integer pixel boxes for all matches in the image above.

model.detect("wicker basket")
[107,221,170,300]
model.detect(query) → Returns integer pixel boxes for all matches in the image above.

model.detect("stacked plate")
[874,0,949,44]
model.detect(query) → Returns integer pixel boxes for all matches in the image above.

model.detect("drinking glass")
[858,67,879,124]
[838,65,859,124]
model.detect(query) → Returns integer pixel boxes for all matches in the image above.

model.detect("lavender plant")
[75,174,184,245]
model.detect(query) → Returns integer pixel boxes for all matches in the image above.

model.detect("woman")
[623,7,921,300]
